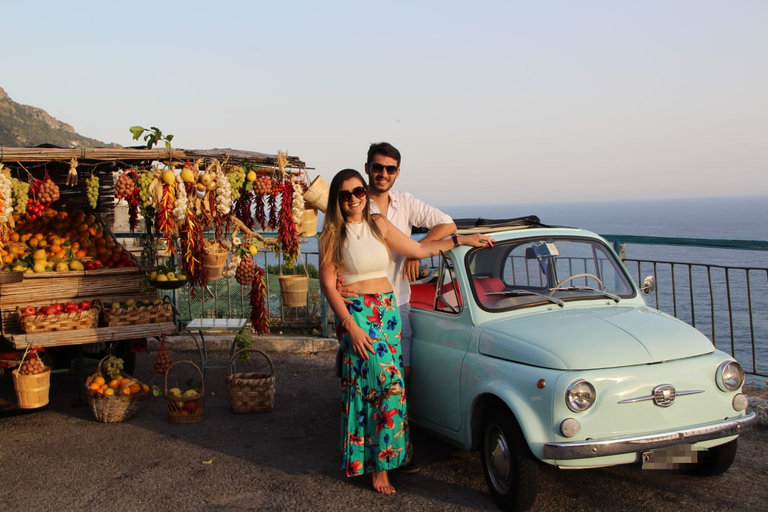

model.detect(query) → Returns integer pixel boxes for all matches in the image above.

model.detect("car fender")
[461,348,559,460]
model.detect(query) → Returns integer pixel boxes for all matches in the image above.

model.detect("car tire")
[691,439,738,477]
[480,408,539,512]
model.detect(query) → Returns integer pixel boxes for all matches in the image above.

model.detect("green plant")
[268,262,318,278]
[129,126,174,149]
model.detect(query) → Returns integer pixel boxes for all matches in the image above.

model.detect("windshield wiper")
[553,286,621,303]
[486,290,565,307]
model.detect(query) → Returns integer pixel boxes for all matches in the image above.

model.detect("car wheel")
[480,408,539,512]
[691,439,738,476]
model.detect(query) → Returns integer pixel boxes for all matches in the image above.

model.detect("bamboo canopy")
[182,148,308,170]
[0,146,309,171]
[0,147,185,163]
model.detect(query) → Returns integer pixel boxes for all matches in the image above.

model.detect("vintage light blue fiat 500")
[407,217,756,512]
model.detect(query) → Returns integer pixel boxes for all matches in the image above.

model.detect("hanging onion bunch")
[114,170,136,200]
[36,175,60,204]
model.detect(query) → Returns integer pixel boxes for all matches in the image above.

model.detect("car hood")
[477,305,714,370]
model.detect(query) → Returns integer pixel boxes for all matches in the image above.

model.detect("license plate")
[642,444,699,470]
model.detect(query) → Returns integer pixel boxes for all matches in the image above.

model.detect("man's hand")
[402,258,421,282]
[336,276,360,305]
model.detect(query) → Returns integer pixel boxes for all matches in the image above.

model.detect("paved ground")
[1,341,766,512]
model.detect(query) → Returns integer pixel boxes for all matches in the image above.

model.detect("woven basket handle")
[227,349,274,378]
[164,359,205,395]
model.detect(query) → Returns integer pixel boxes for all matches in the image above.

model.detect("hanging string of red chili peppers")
[278,178,299,266]
[249,266,270,334]
[125,169,141,233]
[180,190,207,293]
[267,180,280,230]
[155,182,177,256]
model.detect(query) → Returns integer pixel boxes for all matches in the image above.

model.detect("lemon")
[246,170,257,182]
[166,272,175,279]
[249,245,258,255]
[162,169,176,185]
[149,271,158,280]
[155,274,168,282]
[32,262,47,273]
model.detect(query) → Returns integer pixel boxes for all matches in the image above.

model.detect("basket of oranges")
[84,355,150,423]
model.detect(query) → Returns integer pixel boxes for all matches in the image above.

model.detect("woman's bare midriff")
[345,277,393,295]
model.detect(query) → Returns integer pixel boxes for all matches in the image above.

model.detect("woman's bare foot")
[371,470,396,494]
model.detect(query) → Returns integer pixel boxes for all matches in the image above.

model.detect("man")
[359,142,456,472]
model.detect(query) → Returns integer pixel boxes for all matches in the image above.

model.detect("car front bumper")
[543,412,756,460]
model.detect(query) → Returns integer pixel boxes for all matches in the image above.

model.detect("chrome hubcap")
[486,424,511,493]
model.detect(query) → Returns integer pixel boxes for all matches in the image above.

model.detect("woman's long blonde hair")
[318,169,387,272]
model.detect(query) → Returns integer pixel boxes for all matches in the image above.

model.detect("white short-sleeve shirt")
[370,190,453,306]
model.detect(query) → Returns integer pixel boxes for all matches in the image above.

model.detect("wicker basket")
[18,306,100,334]
[164,360,205,424]
[226,349,276,414]
[205,249,229,281]
[278,275,308,308]
[299,206,318,237]
[303,175,329,213]
[13,367,51,409]
[84,356,149,423]
[101,296,173,327]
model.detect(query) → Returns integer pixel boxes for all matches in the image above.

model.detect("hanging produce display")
[0,143,313,340]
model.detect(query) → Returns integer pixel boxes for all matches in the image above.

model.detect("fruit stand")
[0,144,317,366]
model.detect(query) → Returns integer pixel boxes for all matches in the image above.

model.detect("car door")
[408,253,474,432]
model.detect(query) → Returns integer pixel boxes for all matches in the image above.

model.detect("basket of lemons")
[148,265,188,290]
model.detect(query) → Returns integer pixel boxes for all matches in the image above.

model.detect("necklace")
[346,221,364,240]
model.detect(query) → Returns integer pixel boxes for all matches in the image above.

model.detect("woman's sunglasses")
[338,186,366,203]
[370,162,398,175]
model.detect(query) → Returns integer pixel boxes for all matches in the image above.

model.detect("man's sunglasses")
[370,162,398,175]
[338,186,366,203]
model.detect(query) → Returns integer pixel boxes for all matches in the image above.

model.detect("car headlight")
[716,361,745,392]
[566,379,596,412]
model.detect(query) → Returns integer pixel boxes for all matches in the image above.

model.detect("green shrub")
[268,262,319,279]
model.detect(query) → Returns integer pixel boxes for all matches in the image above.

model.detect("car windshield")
[467,236,636,311]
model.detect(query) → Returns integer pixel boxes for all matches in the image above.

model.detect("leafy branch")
[129,126,174,149]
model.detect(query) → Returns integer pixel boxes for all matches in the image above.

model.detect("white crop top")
[340,221,390,284]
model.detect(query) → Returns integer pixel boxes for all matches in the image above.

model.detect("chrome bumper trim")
[543,413,756,460]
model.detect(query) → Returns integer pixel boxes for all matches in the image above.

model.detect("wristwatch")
[451,234,460,247]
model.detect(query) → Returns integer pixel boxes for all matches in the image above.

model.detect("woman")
[319,169,494,495]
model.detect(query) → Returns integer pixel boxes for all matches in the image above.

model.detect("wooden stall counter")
[0,268,178,350]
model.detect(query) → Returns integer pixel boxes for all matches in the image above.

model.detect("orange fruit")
[121,387,131,395]
[142,384,149,393]
[108,379,119,389]
[118,378,131,388]
[9,232,19,242]
[89,382,101,391]
[93,376,105,386]
[75,249,87,258]
[129,383,140,394]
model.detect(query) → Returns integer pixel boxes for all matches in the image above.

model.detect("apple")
[84,261,96,271]
[78,300,91,310]
[22,306,36,316]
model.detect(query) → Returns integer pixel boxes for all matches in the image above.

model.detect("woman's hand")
[348,322,377,360]
[459,234,496,248]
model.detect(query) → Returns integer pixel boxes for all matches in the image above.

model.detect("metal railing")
[603,235,768,379]
[115,232,767,378]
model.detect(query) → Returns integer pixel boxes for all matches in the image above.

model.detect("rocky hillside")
[0,87,116,148]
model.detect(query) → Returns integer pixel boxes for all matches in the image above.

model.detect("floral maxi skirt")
[339,292,412,476]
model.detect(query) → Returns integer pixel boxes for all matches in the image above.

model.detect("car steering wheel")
[551,273,604,291]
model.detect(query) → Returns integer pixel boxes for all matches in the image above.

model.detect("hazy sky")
[3,1,766,208]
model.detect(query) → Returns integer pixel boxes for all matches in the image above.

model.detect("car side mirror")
[642,275,656,294]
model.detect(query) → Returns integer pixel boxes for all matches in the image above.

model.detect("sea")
[306,195,768,378]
